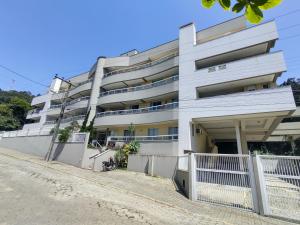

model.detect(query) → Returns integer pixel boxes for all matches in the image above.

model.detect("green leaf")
[232,2,245,13]
[218,0,231,10]
[201,0,216,8]
[257,0,282,10]
[245,4,263,24]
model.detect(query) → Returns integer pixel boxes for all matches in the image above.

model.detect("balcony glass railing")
[57,78,94,94]
[44,114,86,125]
[103,52,179,78]
[99,75,179,97]
[96,102,178,118]
[49,96,90,109]
[107,134,178,142]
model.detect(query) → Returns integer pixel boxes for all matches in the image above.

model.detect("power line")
[0,64,49,88]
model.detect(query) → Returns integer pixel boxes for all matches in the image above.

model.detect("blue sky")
[0,0,299,95]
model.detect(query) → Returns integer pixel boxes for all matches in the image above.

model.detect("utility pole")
[44,77,74,161]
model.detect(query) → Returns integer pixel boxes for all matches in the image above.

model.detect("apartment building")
[23,16,296,156]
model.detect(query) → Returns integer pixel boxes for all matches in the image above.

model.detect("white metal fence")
[194,154,254,210]
[1,128,52,138]
[187,153,300,222]
[257,155,300,221]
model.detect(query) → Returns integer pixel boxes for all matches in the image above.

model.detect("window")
[245,85,256,92]
[168,127,178,135]
[124,130,135,137]
[131,105,139,109]
[150,101,161,107]
[282,117,300,123]
[148,128,159,136]
[263,84,269,89]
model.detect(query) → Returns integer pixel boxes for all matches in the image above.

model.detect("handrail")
[99,75,179,97]
[107,134,178,142]
[96,102,178,118]
[103,52,179,78]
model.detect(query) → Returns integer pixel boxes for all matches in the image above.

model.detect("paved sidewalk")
[0,147,296,225]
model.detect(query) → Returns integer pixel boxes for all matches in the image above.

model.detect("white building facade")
[22,17,296,156]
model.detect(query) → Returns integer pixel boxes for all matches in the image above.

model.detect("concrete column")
[188,153,197,201]
[234,121,243,155]
[241,132,249,154]
[178,23,196,156]
[87,57,106,123]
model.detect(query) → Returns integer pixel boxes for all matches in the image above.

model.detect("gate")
[194,154,255,211]
[257,155,300,220]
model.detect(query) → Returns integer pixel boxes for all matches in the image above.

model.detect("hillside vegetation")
[0,89,34,131]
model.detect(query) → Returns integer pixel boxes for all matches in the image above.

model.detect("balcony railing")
[99,75,179,97]
[107,134,178,142]
[57,78,94,94]
[27,108,42,115]
[44,114,86,125]
[49,96,90,109]
[96,102,178,118]
[103,52,179,78]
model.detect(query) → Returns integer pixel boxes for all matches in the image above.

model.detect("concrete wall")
[0,135,52,157]
[81,148,100,170]
[51,142,86,167]
[174,169,189,197]
[139,142,178,156]
[0,134,89,168]
[127,154,179,178]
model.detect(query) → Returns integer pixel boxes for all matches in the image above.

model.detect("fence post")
[188,153,197,201]
[252,155,270,215]
[248,154,259,213]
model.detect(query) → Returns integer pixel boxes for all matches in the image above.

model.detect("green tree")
[9,97,31,126]
[201,0,283,24]
[80,108,90,132]
[0,104,20,131]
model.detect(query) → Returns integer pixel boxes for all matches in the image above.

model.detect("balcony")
[180,86,296,120]
[26,108,42,119]
[44,114,86,125]
[94,102,178,126]
[98,75,179,105]
[192,51,286,89]
[187,21,278,63]
[101,53,179,87]
[47,96,90,116]
[104,52,178,78]
[51,78,93,100]
[31,94,49,106]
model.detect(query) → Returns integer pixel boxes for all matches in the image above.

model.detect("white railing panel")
[194,153,253,210]
[258,155,300,220]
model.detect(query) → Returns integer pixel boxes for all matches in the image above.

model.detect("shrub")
[114,140,140,168]
[58,127,71,143]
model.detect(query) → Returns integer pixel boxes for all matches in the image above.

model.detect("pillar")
[87,57,106,123]
[234,121,243,155]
